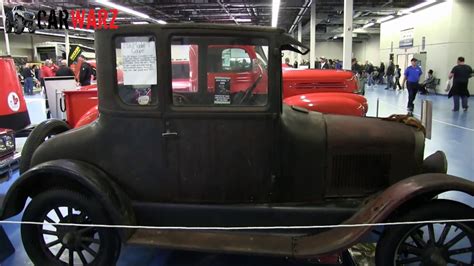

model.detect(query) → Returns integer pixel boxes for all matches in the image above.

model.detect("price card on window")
[214,77,231,104]
[121,41,157,85]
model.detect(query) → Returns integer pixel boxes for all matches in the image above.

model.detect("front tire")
[376,200,474,266]
[21,189,121,266]
[20,119,70,174]
[14,15,24,34]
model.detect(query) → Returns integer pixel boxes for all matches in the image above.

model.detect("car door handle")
[162,131,178,137]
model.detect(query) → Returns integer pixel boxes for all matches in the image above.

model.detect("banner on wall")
[399,28,414,48]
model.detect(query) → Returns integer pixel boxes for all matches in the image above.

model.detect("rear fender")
[0,159,135,240]
[293,174,474,257]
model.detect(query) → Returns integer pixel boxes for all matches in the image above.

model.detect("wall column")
[342,0,353,70]
[0,0,11,55]
[310,0,316,69]
[297,21,302,66]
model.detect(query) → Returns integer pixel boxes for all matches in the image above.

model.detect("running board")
[127,229,295,256]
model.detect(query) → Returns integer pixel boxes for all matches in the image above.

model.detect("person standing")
[393,65,402,90]
[385,60,395,90]
[21,63,34,95]
[378,62,385,84]
[365,61,375,87]
[56,60,76,77]
[78,55,93,86]
[402,58,423,113]
[448,56,473,111]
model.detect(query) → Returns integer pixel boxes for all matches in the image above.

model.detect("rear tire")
[376,200,474,266]
[5,17,13,33]
[21,189,121,266]
[19,119,70,174]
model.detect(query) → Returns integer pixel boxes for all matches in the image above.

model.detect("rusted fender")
[293,173,474,257]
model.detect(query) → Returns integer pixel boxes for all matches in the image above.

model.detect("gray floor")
[1,86,473,265]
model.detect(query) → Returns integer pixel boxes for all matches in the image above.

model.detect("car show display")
[0,24,473,266]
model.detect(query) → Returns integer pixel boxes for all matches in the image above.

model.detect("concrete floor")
[1,86,473,265]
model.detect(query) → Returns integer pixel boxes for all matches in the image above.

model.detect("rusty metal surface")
[127,229,294,256]
[293,174,474,257]
[126,174,474,258]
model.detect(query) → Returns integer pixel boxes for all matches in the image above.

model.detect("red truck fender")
[283,92,367,116]
[75,105,99,128]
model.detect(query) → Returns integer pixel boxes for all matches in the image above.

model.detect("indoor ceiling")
[1,0,424,42]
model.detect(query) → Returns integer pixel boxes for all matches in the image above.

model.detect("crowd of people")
[18,55,94,96]
[351,56,472,114]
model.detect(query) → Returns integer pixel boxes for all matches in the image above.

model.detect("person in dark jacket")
[385,60,395,90]
[78,55,93,86]
[21,63,34,95]
[56,60,75,77]
[378,62,385,84]
[448,56,473,111]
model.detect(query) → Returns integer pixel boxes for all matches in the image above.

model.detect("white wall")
[283,37,381,67]
[354,36,380,65]
[380,0,474,94]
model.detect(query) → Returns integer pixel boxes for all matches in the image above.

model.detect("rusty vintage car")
[1,24,473,265]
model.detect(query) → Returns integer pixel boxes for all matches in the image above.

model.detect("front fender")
[74,105,99,128]
[284,93,367,116]
[0,159,135,240]
[294,173,474,257]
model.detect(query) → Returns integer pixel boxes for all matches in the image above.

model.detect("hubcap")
[40,206,101,265]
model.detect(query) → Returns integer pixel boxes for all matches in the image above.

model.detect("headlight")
[0,140,6,153]
[4,135,14,149]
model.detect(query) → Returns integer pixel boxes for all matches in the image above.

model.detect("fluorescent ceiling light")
[235,18,252,22]
[377,15,394,23]
[95,0,150,19]
[132,21,149,25]
[401,0,436,14]
[362,22,375,29]
[271,0,281,27]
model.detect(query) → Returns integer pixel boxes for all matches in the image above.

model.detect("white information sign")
[121,41,157,85]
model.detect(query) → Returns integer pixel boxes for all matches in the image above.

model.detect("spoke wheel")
[376,200,474,266]
[22,189,120,265]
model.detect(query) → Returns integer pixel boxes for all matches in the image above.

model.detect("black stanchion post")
[0,225,15,262]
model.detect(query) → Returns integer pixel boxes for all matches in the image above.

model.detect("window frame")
[112,35,160,108]
[168,34,272,112]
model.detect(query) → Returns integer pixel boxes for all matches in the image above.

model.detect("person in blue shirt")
[402,58,423,113]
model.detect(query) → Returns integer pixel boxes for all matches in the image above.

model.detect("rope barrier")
[1,218,474,230]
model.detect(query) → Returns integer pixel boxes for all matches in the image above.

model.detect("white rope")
[1,218,474,230]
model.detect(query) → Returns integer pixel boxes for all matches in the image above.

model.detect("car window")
[171,36,268,107]
[17,6,25,11]
[115,35,158,106]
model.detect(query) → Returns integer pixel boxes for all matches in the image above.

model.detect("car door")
[163,35,278,204]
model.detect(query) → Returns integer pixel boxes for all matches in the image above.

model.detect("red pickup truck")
[64,45,366,128]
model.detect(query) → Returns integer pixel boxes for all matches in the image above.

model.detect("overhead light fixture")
[132,21,149,25]
[235,18,252,22]
[377,15,394,23]
[271,0,281,27]
[400,0,436,15]
[362,22,375,29]
[95,0,166,24]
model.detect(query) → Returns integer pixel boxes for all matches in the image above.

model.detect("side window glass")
[171,37,268,107]
[115,36,157,106]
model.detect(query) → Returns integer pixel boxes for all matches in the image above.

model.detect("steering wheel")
[173,93,190,105]
[236,75,263,105]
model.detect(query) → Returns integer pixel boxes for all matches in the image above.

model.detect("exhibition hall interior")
[0,0,473,265]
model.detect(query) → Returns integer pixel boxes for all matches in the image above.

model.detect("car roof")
[97,23,286,35]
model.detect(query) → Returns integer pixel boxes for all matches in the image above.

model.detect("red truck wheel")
[19,119,70,174]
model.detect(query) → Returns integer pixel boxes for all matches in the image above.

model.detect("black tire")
[21,189,121,266]
[376,200,474,266]
[5,17,13,33]
[20,119,70,174]
[14,15,24,34]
